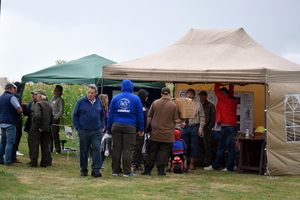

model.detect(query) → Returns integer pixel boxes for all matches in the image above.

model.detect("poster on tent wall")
[178,90,253,133]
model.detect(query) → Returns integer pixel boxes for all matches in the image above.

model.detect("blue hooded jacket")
[106,80,144,132]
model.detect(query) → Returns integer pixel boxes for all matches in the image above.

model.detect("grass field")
[1,133,300,200]
[1,83,299,199]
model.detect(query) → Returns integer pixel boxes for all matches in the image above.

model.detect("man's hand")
[198,130,204,137]
[137,131,144,136]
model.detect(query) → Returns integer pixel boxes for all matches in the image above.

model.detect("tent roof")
[21,54,164,88]
[22,54,116,86]
[103,28,300,83]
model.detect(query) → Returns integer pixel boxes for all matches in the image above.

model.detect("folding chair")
[61,126,79,160]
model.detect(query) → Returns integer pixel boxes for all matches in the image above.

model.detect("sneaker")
[233,166,238,171]
[166,169,171,172]
[221,167,228,172]
[101,166,107,170]
[16,151,24,156]
[112,173,119,176]
[204,165,214,170]
[123,172,138,177]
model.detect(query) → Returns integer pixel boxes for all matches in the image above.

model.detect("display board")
[178,90,254,133]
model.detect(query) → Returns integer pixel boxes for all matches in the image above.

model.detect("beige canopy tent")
[103,28,300,175]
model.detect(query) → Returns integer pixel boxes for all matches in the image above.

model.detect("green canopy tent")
[21,54,164,89]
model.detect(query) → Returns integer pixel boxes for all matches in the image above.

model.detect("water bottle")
[245,127,249,138]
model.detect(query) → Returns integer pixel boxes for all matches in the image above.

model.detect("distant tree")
[56,59,67,65]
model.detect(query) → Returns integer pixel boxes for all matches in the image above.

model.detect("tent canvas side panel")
[267,83,300,175]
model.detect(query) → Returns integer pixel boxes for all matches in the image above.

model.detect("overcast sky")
[1,0,300,81]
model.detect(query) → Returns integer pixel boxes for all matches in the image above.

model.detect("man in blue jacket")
[73,84,105,177]
[107,79,144,177]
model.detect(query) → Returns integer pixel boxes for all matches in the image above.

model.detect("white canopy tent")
[103,28,300,175]
[0,76,7,95]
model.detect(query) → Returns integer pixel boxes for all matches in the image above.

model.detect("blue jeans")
[212,125,238,171]
[79,129,103,173]
[0,125,16,164]
[180,125,199,158]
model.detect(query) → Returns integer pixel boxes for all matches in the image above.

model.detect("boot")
[189,158,196,170]
[141,164,153,175]
[157,165,166,176]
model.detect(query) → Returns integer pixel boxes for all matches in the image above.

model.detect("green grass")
[1,134,300,200]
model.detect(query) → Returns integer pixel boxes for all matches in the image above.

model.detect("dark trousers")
[146,140,172,167]
[131,134,144,167]
[197,126,212,165]
[111,123,136,174]
[12,122,23,161]
[30,130,51,167]
[51,118,61,153]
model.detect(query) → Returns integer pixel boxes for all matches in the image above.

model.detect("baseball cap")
[37,90,46,96]
[161,87,170,95]
[30,89,40,94]
[5,83,17,89]
[198,91,207,96]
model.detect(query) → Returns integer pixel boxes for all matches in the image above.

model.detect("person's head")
[174,129,181,140]
[121,79,134,93]
[30,89,39,101]
[99,94,109,110]
[198,90,208,103]
[14,82,22,94]
[220,87,229,96]
[161,87,170,98]
[186,88,195,99]
[36,90,47,101]
[137,89,149,104]
[5,83,17,94]
[87,84,97,101]
[53,85,63,96]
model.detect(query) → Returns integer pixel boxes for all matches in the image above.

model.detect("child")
[166,129,188,172]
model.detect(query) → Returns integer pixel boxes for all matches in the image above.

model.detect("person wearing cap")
[197,90,215,167]
[0,83,23,166]
[106,80,144,177]
[180,88,205,170]
[29,89,53,167]
[204,83,238,172]
[73,84,105,177]
[49,85,65,154]
[23,89,39,164]
[141,87,182,176]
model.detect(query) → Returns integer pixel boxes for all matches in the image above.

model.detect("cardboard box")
[172,98,195,119]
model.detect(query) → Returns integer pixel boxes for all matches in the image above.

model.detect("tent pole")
[263,74,268,176]
[100,78,104,94]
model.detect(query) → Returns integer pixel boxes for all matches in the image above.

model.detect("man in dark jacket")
[131,89,149,171]
[29,90,53,167]
[0,83,23,166]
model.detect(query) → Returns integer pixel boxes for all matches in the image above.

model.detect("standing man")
[107,79,144,177]
[141,87,182,176]
[12,82,25,163]
[0,83,23,166]
[197,90,215,167]
[204,83,238,171]
[29,90,53,167]
[180,88,205,170]
[73,84,105,177]
[49,85,65,154]
[23,89,39,164]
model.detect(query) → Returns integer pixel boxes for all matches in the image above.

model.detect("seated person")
[166,129,188,172]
